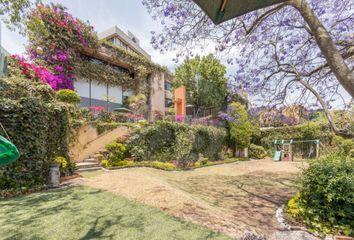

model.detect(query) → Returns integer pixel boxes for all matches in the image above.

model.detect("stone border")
[276,205,335,240]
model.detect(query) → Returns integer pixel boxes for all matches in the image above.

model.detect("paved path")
[83,159,311,239]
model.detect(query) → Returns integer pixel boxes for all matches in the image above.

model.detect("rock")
[238,231,266,240]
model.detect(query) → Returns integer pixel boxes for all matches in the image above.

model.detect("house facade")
[74,26,173,120]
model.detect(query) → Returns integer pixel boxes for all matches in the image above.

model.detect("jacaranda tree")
[142,0,354,137]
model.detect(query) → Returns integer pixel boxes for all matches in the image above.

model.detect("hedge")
[259,122,334,151]
[127,121,227,164]
[0,97,70,189]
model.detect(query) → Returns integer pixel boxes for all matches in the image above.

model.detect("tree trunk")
[290,0,354,98]
[297,78,353,137]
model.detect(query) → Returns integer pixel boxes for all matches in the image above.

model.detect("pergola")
[192,0,287,25]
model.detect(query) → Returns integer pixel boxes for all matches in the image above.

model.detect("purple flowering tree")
[142,0,353,136]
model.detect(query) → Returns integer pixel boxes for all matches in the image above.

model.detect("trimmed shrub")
[291,153,354,236]
[249,144,267,159]
[127,121,227,165]
[57,89,81,104]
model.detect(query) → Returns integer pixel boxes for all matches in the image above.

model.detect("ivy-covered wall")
[0,98,70,189]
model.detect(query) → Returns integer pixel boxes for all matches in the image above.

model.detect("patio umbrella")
[192,0,287,25]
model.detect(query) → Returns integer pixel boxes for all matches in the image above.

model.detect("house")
[74,26,173,121]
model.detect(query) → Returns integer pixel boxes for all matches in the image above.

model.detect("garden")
[0,1,353,240]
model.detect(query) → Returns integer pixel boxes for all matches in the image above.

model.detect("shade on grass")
[0,186,231,240]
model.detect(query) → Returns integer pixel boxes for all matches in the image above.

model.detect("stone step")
[76,167,102,172]
[76,162,101,169]
[84,158,98,163]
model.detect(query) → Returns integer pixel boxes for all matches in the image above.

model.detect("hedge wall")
[127,121,227,164]
[0,98,70,189]
[258,122,334,151]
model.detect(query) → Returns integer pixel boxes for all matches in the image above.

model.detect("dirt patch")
[83,159,305,238]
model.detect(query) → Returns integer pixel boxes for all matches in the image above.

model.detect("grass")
[0,186,231,240]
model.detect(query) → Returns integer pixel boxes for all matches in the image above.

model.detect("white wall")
[90,81,107,101]
[109,85,123,104]
[74,80,90,98]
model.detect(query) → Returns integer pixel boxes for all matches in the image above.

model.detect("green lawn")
[0,186,231,240]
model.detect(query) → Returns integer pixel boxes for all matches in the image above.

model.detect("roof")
[98,26,151,60]
[193,0,287,25]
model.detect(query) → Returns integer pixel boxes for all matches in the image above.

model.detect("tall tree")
[142,0,354,136]
[228,102,252,155]
[0,0,31,31]
[174,54,227,112]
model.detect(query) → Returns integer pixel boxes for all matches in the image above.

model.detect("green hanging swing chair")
[0,123,20,166]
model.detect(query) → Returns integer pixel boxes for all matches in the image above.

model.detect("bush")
[249,144,267,159]
[332,136,354,155]
[291,153,354,236]
[151,161,176,171]
[53,156,76,176]
[127,121,227,165]
[57,89,80,105]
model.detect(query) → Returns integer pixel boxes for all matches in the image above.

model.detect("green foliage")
[332,136,354,155]
[260,121,332,151]
[151,161,176,171]
[101,141,128,167]
[56,89,81,105]
[249,144,267,159]
[294,153,354,236]
[127,94,147,115]
[53,156,76,176]
[127,121,227,165]
[174,54,227,109]
[0,0,31,31]
[0,77,75,191]
[73,60,134,90]
[0,98,70,189]
[0,76,56,101]
[228,102,252,149]
[287,192,302,220]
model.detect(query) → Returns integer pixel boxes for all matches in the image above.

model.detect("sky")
[1,0,351,109]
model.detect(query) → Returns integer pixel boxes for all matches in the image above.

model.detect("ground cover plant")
[286,153,354,236]
[0,186,231,240]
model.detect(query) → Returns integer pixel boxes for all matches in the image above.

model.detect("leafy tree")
[228,102,252,150]
[0,0,31,31]
[174,54,227,112]
[142,0,354,137]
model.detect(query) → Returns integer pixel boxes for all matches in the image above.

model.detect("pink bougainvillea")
[26,3,98,90]
[10,55,64,90]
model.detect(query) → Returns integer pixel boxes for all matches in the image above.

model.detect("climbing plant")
[25,3,168,93]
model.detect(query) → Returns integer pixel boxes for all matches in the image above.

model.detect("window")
[165,98,173,108]
[165,82,172,91]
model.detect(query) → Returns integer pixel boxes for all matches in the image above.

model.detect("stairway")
[76,156,102,172]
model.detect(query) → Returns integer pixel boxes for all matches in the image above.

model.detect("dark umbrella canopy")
[193,0,287,25]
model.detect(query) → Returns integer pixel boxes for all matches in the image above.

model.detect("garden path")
[83,159,308,238]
